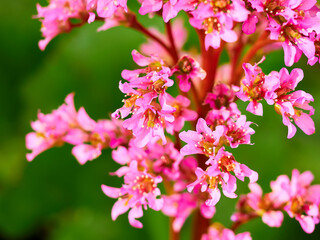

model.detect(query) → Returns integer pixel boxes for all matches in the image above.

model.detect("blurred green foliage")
[0,0,319,239]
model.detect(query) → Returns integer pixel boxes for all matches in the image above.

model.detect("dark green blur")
[0,1,319,239]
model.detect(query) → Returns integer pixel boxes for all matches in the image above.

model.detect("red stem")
[166,21,179,63]
[231,31,276,86]
[192,207,210,240]
[127,14,176,62]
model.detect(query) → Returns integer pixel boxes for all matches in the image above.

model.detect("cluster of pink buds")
[30,0,320,239]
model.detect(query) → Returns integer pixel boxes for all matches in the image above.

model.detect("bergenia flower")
[237,58,279,116]
[202,226,252,240]
[179,118,225,157]
[173,56,206,92]
[102,161,163,228]
[166,94,198,134]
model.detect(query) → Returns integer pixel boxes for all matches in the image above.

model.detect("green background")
[0,0,319,239]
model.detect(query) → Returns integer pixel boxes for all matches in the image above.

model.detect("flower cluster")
[237,60,315,138]
[30,0,320,239]
[180,115,258,207]
[232,169,320,234]
[26,93,130,164]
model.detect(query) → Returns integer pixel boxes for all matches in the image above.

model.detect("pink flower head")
[280,169,320,233]
[205,84,236,110]
[179,118,225,157]
[26,93,78,161]
[189,0,249,50]
[102,161,163,228]
[187,160,239,207]
[112,50,177,147]
[113,50,174,119]
[191,147,258,206]
[122,103,175,147]
[96,0,127,18]
[35,0,88,50]
[26,110,69,161]
[166,94,198,134]
[97,8,127,31]
[27,93,126,164]
[148,141,184,180]
[268,15,318,66]
[202,226,252,240]
[173,56,206,92]
[232,183,284,228]
[273,68,315,138]
[237,58,280,116]
[139,0,194,23]
[162,193,197,232]
[189,3,238,50]
[225,114,256,148]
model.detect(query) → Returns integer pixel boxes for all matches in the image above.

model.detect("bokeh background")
[1,1,320,239]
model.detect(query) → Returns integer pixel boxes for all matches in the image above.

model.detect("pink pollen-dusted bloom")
[166,94,198,134]
[187,162,238,206]
[272,68,315,138]
[277,169,320,233]
[225,115,255,148]
[237,59,279,116]
[173,56,206,92]
[26,93,128,164]
[179,118,225,157]
[102,161,163,228]
[231,182,284,228]
[35,0,88,50]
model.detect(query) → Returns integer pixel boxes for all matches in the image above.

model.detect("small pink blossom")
[102,161,163,228]
[179,118,225,157]
[202,226,252,240]
[166,94,198,134]
[172,56,206,92]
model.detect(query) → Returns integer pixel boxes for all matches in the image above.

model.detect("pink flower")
[189,0,249,50]
[236,58,279,116]
[112,50,177,147]
[202,226,252,240]
[149,141,184,180]
[35,0,88,50]
[205,84,235,110]
[280,169,320,233]
[179,118,225,157]
[272,68,315,138]
[102,161,163,228]
[26,93,129,164]
[172,56,206,92]
[232,183,284,228]
[224,115,255,148]
[138,0,193,23]
[189,147,258,206]
[166,94,198,134]
[96,0,127,18]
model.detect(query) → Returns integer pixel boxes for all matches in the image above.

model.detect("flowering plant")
[27,0,320,239]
